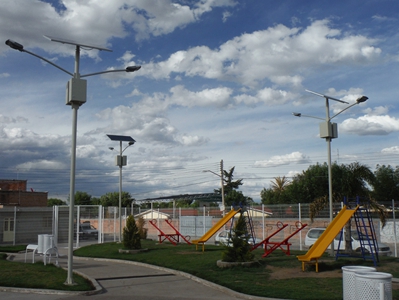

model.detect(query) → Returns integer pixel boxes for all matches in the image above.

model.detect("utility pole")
[220,159,225,216]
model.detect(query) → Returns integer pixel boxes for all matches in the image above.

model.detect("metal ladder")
[335,197,378,266]
[353,198,379,265]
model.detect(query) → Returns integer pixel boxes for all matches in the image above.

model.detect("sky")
[1,0,399,203]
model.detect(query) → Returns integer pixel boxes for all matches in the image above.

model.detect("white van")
[305,228,391,255]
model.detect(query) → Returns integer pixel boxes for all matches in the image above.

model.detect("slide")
[297,205,359,272]
[192,208,241,251]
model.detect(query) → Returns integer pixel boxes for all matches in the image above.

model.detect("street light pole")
[107,134,136,242]
[293,89,368,255]
[5,37,141,285]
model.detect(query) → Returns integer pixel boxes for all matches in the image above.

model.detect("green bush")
[122,215,141,249]
[221,213,254,262]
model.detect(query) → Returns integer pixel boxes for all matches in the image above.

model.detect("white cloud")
[0,73,10,78]
[363,106,389,116]
[0,0,236,56]
[254,152,311,167]
[138,19,382,87]
[381,146,399,154]
[340,115,399,135]
[169,85,233,108]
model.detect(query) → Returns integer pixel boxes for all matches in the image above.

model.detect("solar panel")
[44,35,112,52]
[107,134,136,142]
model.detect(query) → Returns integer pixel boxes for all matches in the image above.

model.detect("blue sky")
[1,0,399,202]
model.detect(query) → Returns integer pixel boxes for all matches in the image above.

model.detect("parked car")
[305,227,391,255]
[215,230,262,246]
[76,222,98,240]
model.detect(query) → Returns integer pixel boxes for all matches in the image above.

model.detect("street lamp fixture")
[293,89,368,255]
[107,134,136,243]
[5,36,141,285]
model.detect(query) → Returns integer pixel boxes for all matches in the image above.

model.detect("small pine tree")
[221,213,254,262]
[123,215,141,250]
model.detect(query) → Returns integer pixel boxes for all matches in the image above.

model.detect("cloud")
[254,152,311,167]
[234,88,296,106]
[381,146,399,154]
[340,115,399,135]
[0,0,237,57]
[139,19,382,87]
[169,85,234,108]
[363,106,389,116]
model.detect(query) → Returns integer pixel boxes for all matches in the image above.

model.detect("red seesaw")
[149,219,191,245]
[252,221,307,257]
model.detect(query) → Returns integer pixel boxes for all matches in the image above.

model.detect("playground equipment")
[192,208,241,251]
[297,205,359,272]
[149,219,191,245]
[336,197,382,265]
[252,221,307,257]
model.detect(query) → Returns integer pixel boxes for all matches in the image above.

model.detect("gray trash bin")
[342,266,376,300]
[355,272,392,300]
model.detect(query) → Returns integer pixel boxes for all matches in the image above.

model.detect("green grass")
[0,246,94,292]
[1,242,398,299]
[73,240,399,300]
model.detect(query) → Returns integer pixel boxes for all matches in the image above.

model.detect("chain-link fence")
[1,201,398,256]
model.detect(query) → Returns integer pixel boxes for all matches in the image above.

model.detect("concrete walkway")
[1,244,282,300]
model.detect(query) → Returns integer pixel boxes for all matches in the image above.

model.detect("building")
[0,179,48,207]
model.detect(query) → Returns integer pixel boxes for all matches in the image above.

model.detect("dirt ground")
[267,263,399,291]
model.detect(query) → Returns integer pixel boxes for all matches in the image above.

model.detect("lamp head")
[5,39,24,51]
[292,112,301,117]
[126,66,141,72]
[356,96,368,103]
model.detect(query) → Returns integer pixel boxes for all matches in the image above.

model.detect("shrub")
[221,213,254,262]
[123,215,141,250]
[136,216,148,239]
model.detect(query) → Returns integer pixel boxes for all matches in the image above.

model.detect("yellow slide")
[192,208,241,251]
[297,205,359,272]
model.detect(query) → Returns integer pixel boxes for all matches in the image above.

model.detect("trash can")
[37,234,45,254]
[355,272,392,300]
[43,234,54,253]
[342,266,377,300]
[37,234,54,254]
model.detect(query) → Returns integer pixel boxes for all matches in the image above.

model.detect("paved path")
[1,244,279,300]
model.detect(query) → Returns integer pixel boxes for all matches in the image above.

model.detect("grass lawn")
[0,252,94,291]
[74,240,399,300]
[1,241,398,299]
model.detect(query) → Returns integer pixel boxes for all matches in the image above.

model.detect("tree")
[74,191,92,205]
[261,176,291,204]
[372,164,399,202]
[123,215,141,249]
[221,213,254,262]
[225,190,253,206]
[100,191,133,207]
[47,198,65,206]
[223,167,243,194]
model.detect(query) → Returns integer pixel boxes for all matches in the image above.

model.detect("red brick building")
[0,179,48,207]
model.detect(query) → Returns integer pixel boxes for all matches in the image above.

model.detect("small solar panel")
[107,134,136,142]
[44,35,112,52]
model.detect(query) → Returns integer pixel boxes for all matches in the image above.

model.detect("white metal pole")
[262,204,265,240]
[66,103,79,285]
[221,159,225,217]
[13,206,16,246]
[325,98,334,255]
[299,203,302,251]
[119,141,122,243]
[76,205,80,249]
[393,199,397,257]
